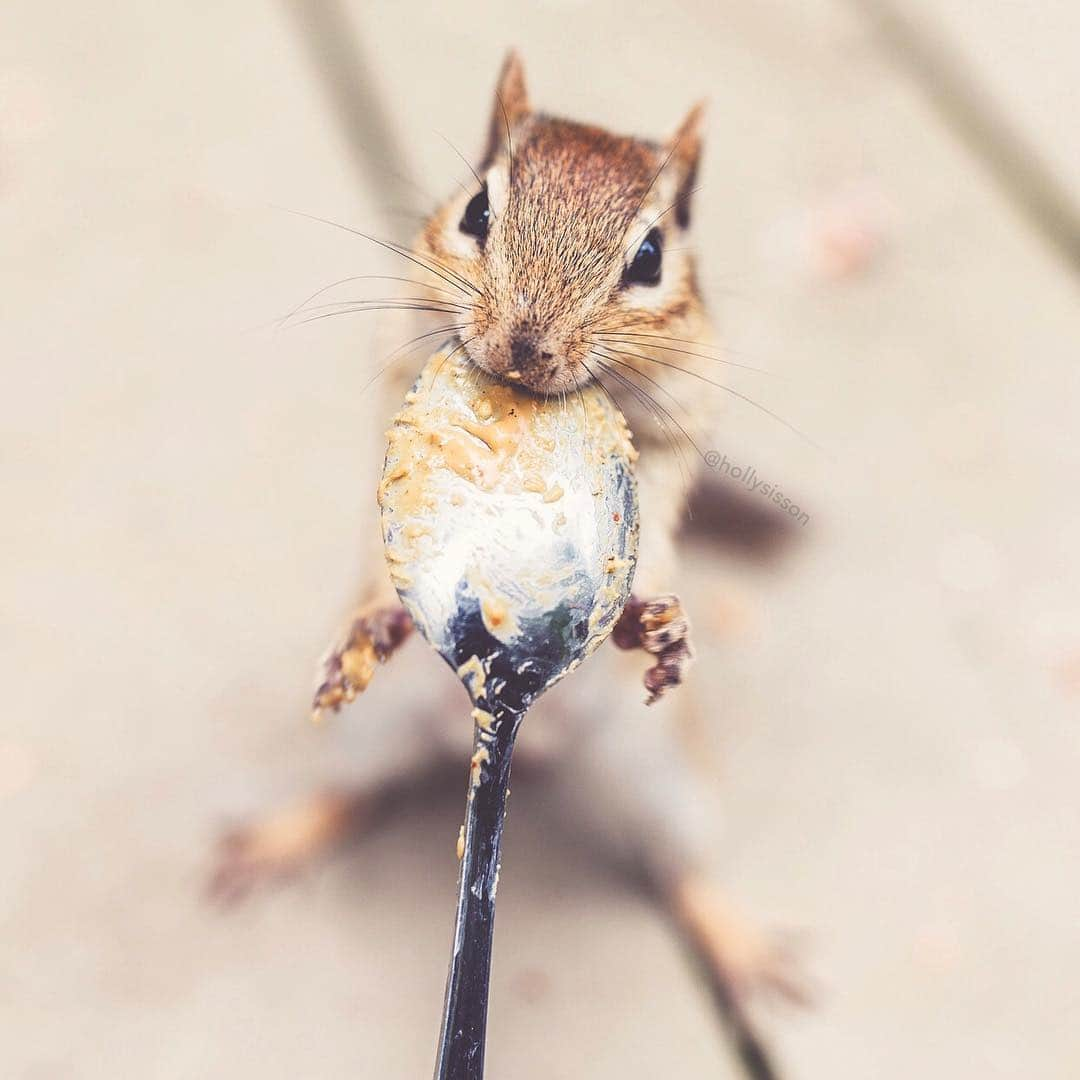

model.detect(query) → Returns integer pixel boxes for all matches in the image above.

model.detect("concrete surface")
[897,0,1080,203]
[3,1,1079,1078]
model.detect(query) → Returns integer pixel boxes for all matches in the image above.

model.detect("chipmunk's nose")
[508,326,554,369]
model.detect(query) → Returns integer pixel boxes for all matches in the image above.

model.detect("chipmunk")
[212,53,806,1077]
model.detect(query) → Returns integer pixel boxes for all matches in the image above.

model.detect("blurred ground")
[3,1,1079,1078]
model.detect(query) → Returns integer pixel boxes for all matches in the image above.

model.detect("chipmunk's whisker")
[627,109,704,231]
[295,296,473,317]
[625,140,681,239]
[494,92,516,202]
[288,308,470,330]
[600,343,822,451]
[387,246,480,299]
[278,274,468,330]
[290,303,469,322]
[586,357,694,494]
[386,324,473,365]
[458,360,481,395]
[573,381,592,459]
[589,350,705,465]
[624,185,702,257]
[428,335,475,392]
[436,131,487,204]
[596,332,773,375]
[589,345,698,427]
[584,354,694,494]
[355,324,470,398]
[278,207,481,297]
[372,241,480,299]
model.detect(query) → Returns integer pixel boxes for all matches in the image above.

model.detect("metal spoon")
[379,340,639,1080]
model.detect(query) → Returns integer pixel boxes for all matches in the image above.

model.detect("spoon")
[379,340,639,1079]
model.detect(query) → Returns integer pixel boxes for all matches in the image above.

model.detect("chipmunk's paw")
[612,593,694,704]
[312,604,412,719]
[675,879,814,1012]
[206,793,360,906]
[705,922,813,1012]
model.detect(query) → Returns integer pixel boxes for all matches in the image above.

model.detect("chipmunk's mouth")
[461,334,589,397]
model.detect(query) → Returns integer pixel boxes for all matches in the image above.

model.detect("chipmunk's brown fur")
[213,54,805,1079]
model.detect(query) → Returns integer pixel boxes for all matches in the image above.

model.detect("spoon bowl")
[381,342,639,704]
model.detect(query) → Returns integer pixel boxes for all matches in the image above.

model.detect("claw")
[673,877,816,1013]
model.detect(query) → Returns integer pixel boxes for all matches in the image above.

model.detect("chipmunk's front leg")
[312,329,425,721]
[613,593,693,703]
[312,575,412,719]
[611,447,695,702]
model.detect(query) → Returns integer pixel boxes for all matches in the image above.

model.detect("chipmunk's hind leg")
[209,601,418,906]
[545,669,809,1079]
[206,753,462,906]
[209,635,467,906]
[660,875,811,1080]
[207,786,370,906]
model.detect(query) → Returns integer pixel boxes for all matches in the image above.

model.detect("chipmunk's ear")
[483,51,531,168]
[665,101,705,228]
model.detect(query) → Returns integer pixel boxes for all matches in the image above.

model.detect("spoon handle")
[434,706,524,1080]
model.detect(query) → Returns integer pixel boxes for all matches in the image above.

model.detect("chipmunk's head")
[418,52,706,395]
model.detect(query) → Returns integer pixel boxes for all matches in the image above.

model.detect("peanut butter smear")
[457,655,487,699]
[378,346,635,523]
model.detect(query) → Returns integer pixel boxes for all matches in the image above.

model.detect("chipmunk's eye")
[460,186,491,241]
[625,228,663,286]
